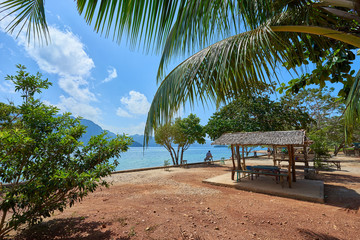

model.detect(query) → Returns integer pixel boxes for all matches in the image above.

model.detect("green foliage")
[279,44,356,101]
[173,114,206,146]
[309,130,331,168]
[280,87,360,154]
[280,87,343,128]
[155,114,205,165]
[205,96,313,140]
[163,159,170,171]
[0,66,132,237]
[5,64,52,103]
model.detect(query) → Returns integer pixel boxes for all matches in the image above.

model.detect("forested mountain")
[79,119,142,147]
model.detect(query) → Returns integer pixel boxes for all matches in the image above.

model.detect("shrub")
[0,65,132,237]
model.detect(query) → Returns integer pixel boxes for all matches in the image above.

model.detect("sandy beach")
[14,153,360,239]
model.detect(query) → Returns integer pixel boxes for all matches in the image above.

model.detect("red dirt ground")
[11,157,360,240]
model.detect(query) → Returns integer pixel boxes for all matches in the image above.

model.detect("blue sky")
[0,1,357,136]
[0,1,175,135]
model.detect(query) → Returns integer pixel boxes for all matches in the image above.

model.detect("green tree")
[155,114,205,165]
[0,65,132,238]
[205,96,313,140]
[280,87,360,154]
[1,1,360,143]
[280,87,342,129]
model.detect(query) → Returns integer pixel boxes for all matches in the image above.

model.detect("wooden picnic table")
[235,165,289,188]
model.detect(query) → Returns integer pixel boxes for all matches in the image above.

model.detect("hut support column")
[231,145,236,180]
[236,145,241,171]
[272,145,276,166]
[303,145,309,167]
[242,146,246,170]
[287,145,292,188]
[291,145,296,182]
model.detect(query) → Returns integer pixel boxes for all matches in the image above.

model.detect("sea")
[115,145,264,171]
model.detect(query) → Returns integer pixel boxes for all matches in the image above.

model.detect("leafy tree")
[308,129,332,166]
[280,87,342,129]
[0,65,132,238]
[155,114,205,165]
[280,87,360,154]
[279,45,357,101]
[278,43,360,140]
[205,96,313,140]
[1,1,359,144]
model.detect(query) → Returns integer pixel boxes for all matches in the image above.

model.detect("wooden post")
[287,145,292,188]
[272,145,276,166]
[236,145,241,171]
[231,145,236,180]
[291,145,296,182]
[242,146,246,170]
[303,144,309,167]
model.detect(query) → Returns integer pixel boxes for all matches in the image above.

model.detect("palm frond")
[75,0,242,53]
[271,26,360,48]
[144,26,310,144]
[157,0,360,80]
[157,0,291,81]
[344,69,360,143]
[0,0,49,43]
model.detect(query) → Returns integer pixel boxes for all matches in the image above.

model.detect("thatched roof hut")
[211,130,308,146]
[211,130,311,188]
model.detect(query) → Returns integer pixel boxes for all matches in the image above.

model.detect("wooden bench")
[204,158,213,164]
[235,170,289,188]
[276,159,314,166]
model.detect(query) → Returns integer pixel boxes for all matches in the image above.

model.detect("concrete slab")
[203,173,324,203]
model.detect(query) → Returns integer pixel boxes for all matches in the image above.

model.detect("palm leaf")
[144,25,312,144]
[344,69,360,143]
[0,0,49,43]
[271,26,360,48]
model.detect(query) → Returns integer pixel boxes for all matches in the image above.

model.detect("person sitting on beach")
[204,150,213,162]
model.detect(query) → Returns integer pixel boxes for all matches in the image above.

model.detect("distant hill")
[77,119,212,147]
[129,134,160,147]
[79,119,142,147]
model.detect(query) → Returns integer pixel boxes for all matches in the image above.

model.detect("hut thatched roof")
[211,130,308,146]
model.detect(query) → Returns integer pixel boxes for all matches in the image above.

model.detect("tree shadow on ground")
[324,184,360,211]
[297,229,340,240]
[317,172,360,184]
[14,217,125,240]
[313,173,360,210]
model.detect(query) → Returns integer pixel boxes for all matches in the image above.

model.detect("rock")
[215,227,220,230]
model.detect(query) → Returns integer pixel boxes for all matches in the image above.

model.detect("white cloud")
[102,66,117,83]
[116,107,132,118]
[0,14,100,122]
[25,27,95,78]
[58,75,96,102]
[57,95,102,122]
[0,81,14,94]
[24,28,98,119]
[120,91,150,115]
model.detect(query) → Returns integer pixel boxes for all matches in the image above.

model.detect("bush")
[309,129,331,168]
[0,65,132,237]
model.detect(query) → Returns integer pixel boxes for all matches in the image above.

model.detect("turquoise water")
[115,146,262,171]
